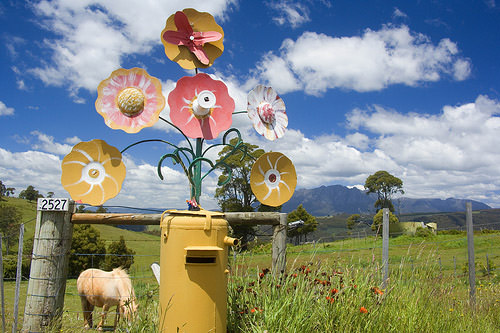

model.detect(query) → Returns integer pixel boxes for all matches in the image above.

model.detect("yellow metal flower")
[250,152,297,207]
[61,139,126,206]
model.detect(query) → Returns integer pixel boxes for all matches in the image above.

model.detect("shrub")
[415,227,434,238]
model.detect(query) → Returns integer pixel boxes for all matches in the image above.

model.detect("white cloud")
[0,101,14,116]
[267,1,311,28]
[30,131,76,155]
[3,95,500,208]
[254,25,471,95]
[393,8,408,18]
[25,0,236,99]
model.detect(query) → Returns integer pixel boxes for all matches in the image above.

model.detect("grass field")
[2,197,500,331]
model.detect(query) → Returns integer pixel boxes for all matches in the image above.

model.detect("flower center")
[82,162,106,185]
[258,102,275,124]
[192,90,216,118]
[117,87,145,117]
[264,169,280,189]
[88,168,100,179]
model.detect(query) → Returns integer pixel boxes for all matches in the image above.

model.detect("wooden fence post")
[272,213,287,275]
[466,202,476,306]
[382,208,389,289]
[22,202,75,332]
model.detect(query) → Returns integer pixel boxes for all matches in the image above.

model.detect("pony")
[77,267,138,330]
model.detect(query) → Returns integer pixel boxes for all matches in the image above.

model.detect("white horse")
[77,268,138,330]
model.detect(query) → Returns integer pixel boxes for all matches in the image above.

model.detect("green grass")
[2,198,500,331]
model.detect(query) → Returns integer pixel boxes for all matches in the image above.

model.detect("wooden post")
[22,202,75,332]
[382,208,389,288]
[12,224,24,333]
[466,202,476,306]
[272,213,287,275]
[0,235,5,332]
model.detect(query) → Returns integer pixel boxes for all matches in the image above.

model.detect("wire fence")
[2,204,500,331]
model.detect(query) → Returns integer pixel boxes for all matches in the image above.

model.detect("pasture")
[2,230,500,332]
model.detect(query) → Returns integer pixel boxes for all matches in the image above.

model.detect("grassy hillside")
[1,197,160,273]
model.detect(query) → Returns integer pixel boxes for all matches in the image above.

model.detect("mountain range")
[281,185,491,216]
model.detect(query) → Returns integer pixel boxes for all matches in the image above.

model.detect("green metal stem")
[192,138,203,204]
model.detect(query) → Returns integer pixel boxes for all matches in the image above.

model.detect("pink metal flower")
[168,73,234,140]
[95,68,165,134]
[162,11,222,65]
[161,8,224,69]
[247,85,288,141]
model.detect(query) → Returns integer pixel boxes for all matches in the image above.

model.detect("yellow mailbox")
[159,209,237,332]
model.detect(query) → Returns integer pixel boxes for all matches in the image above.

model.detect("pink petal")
[192,31,222,45]
[163,30,191,45]
[174,11,193,34]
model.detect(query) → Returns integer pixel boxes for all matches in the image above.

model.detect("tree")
[0,204,22,254]
[46,191,55,198]
[102,236,136,270]
[364,171,404,212]
[18,185,43,202]
[372,209,399,234]
[5,187,15,197]
[346,214,361,230]
[0,181,5,200]
[215,138,265,248]
[287,204,317,244]
[96,205,108,213]
[69,224,106,277]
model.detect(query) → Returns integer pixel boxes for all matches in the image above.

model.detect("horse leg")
[97,304,109,331]
[80,296,94,329]
[113,304,121,330]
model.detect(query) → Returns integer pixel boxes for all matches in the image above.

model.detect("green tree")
[287,204,317,244]
[0,181,6,201]
[69,224,106,277]
[46,191,55,198]
[102,236,136,270]
[5,187,15,197]
[364,171,404,212]
[346,214,361,230]
[372,209,399,233]
[215,138,265,248]
[18,185,43,202]
[96,205,108,213]
[0,204,22,254]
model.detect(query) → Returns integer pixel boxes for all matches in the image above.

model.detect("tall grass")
[228,249,500,332]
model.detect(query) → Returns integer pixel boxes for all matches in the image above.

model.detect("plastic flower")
[61,139,126,206]
[95,67,165,134]
[161,8,224,69]
[247,85,288,141]
[250,152,297,207]
[168,73,234,140]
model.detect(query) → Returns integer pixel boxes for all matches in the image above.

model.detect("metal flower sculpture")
[247,85,288,141]
[95,67,165,133]
[61,139,126,206]
[168,73,234,140]
[250,152,297,207]
[62,8,297,208]
[161,8,224,69]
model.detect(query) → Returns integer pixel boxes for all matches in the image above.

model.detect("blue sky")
[1,0,500,210]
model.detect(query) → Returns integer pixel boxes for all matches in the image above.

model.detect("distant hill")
[282,185,491,216]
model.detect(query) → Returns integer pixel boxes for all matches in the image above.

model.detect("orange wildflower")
[326,296,335,304]
[371,287,384,295]
[330,288,339,294]
[360,306,368,313]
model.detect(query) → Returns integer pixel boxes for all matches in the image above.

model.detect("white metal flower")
[247,85,288,141]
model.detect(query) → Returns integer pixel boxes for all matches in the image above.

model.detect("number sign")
[37,198,70,211]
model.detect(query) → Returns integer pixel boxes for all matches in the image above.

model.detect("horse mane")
[111,267,135,299]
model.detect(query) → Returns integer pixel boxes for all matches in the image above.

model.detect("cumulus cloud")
[267,1,311,28]
[30,131,76,155]
[0,101,14,116]
[24,0,235,99]
[346,95,500,205]
[254,25,471,95]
